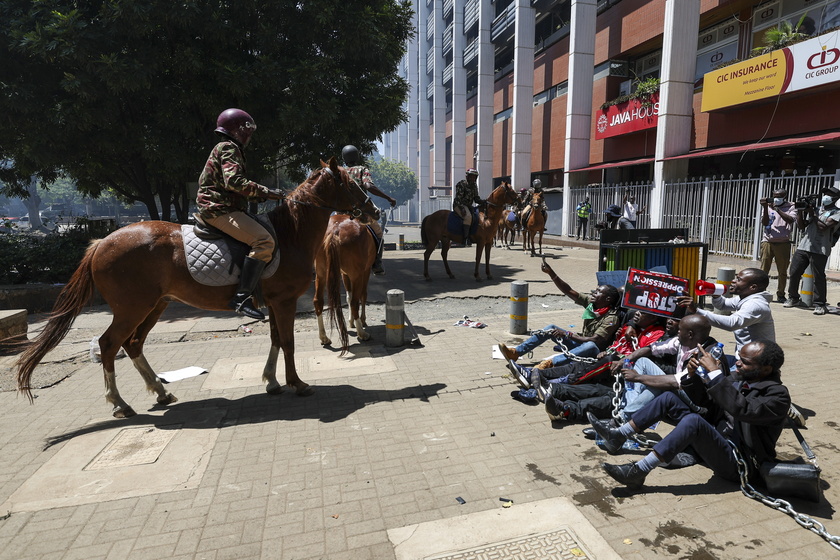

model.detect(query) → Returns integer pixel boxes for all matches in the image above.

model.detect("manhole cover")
[84,426,181,470]
[426,528,591,560]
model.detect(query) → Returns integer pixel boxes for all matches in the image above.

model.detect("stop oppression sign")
[622,268,689,318]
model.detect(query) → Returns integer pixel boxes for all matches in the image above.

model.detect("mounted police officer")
[341,145,396,275]
[454,168,481,246]
[196,108,284,321]
[522,178,548,227]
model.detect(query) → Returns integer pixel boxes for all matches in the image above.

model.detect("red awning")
[660,131,840,161]
[571,157,655,172]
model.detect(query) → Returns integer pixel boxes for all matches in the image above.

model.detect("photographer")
[760,190,796,303]
[785,186,840,315]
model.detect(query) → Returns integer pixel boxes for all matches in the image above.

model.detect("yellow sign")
[701,51,788,112]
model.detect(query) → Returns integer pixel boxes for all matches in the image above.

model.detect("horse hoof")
[320,339,332,347]
[293,384,315,397]
[357,333,371,342]
[157,393,178,406]
[266,384,285,395]
[448,274,456,279]
[424,276,432,282]
[113,406,136,418]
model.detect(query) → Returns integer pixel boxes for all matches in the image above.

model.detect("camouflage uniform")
[453,179,480,226]
[346,165,383,233]
[196,140,275,262]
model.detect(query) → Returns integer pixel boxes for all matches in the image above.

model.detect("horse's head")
[316,157,380,221]
[531,191,544,206]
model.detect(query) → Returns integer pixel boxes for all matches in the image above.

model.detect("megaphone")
[695,279,727,296]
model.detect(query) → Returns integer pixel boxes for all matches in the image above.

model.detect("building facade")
[386,0,840,252]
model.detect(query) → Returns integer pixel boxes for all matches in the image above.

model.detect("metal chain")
[728,440,840,551]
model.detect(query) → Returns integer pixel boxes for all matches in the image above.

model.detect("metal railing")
[567,182,653,240]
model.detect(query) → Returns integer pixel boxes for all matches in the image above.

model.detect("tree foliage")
[0,0,414,221]
[369,157,417,207]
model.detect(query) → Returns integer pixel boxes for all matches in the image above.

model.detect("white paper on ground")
[158,366,208,383]
[491,346,505,360]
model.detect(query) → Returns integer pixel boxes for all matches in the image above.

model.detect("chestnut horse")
[17,158,378,417]
[314,214,376,345]
[421,182,518,281]
[523,191,546,257]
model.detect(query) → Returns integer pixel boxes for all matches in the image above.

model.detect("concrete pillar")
[510,281,529,335]
[451,0,467,184]
[511,0,535,192]
[432,0,447,188]
[407,21,419,178]
[418,4,431,218]
[651,0,700,228]
[563,0,597,237]
[476,0,494,196]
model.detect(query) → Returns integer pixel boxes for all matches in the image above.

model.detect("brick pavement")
[1,230,840,559]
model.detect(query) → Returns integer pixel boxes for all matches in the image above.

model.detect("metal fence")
[568,169,840,268]
[567,181,652,240]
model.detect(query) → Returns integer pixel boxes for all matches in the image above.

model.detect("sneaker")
[496,343,519,362]
[545,397,570,421]
[784,297,802,308]
[507,359,530,389]
[776,295,786,304]
[814,305,827,316]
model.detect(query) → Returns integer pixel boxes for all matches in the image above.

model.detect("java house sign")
[702,30,840,112]
[594,93,659,140]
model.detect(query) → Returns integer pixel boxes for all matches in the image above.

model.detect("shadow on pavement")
[43,382,447,449]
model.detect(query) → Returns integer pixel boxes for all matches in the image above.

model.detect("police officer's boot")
[230,256,267,320]
[372,239,385,275]
[462,225,472,247]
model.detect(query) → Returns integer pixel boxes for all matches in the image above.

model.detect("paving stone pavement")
[1,228,840,560]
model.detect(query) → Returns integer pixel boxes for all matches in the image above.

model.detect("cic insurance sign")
[594,92,659,140]
[702,29,840,111]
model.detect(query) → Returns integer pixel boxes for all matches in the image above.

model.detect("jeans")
[514,324,600,366]
[576,217,589,239]
[620,357,667,418]
[788,249,829,306]
[548,383,613,421]
[631,392,739,481]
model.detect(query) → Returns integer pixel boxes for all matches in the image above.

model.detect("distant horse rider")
[522,179,548,228]
[196,108,284,321]
[454,168,482,246]
[341,145,396,275]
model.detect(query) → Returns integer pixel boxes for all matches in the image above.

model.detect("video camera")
[794,193,820,210]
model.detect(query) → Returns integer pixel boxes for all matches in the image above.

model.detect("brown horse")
[421,182,518,281]
[314,214,376,345]
[16,158,378,417]
[523,191,546,257]
[498,204,522,248]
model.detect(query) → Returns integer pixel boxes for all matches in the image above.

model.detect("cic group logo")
[807,46,840,69]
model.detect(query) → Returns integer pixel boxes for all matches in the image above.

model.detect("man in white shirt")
[619,190,645,229]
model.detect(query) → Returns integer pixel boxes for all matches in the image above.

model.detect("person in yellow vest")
[576,197,592,240]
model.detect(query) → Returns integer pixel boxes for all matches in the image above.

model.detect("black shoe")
[587,411,626,454]
[230,257,267,320]
[545,397,570,421]
[603,462,647,489]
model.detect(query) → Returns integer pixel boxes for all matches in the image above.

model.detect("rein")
[286,167,368,218]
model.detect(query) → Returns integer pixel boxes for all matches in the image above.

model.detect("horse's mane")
[267,165,340,243]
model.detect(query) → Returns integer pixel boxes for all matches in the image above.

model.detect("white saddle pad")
[181,224,280,286]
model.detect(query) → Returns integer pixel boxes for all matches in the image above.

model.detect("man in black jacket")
[589,340,790,489]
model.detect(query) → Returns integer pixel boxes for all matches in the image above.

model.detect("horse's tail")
[323,231,349,354]
[16,240,100,402]
[420,215,429,247]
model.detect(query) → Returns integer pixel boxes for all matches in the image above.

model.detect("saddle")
[182,213,281,287]
[447,208,479,238]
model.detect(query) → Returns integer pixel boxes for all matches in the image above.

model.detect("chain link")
[728,440,840,551]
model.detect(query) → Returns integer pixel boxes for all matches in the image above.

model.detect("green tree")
[0,0,413,222]
[369,157,417,207]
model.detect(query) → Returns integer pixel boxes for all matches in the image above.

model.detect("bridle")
[286,166,373,219]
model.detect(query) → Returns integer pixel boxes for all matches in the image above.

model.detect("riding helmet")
[215,108,257,147]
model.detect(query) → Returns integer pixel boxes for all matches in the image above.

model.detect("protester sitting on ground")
[679,267,774,358]
[497,261,621,374]
[589,340,790,490]
[526,311,666,390]
[543,314,725,423]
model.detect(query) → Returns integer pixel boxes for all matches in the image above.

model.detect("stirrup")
[231,297,265,321]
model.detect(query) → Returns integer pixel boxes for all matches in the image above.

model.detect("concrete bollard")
[510,281,528,335]
[800,265,814,306]
[385,289,405,347]
[716,267,736,315]
[398,233,405,251]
